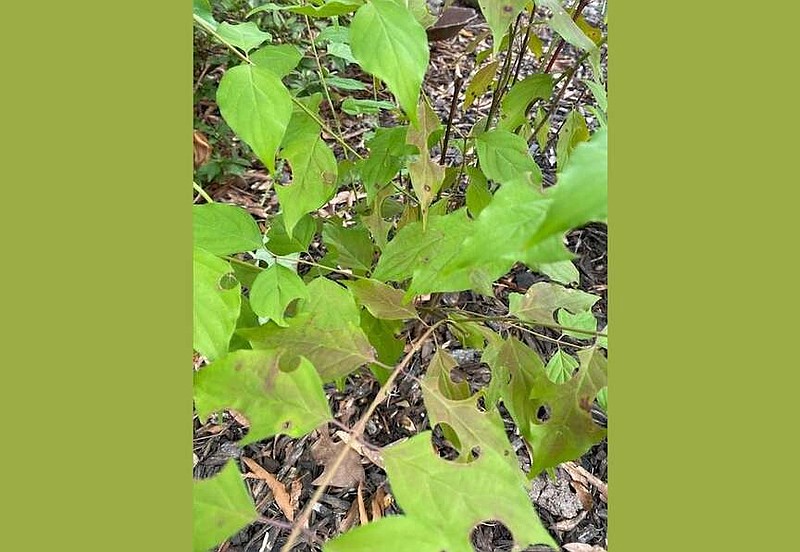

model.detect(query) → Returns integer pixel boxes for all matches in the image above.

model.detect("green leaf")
[216,64,292,173]
[596,386,607,411]
[478,0,528,53]
[341,97,396,115]
[193,0,217,29]
[326,41,357,64]
[358,126,414,202]
[248,264,308,327]
[465,168,492,217]
[557,308,597,340]
[533,259,580,285]
[537,0,597,53]
[596,324,608,349]
[583,79,607,112]
[463,61,499,110]
[276,96,338,235]
[508,281,599,326]
[322,222,375,275]
[476,129,541,184]
[576,15,603,45]
[527,127,607,247]
[193,349,332,443]
[527,347,607,474]
[287,0,364,17]
[498,74,553,132]
[265,213,316,255]
[325,76,367,91]
[250,44,303,78]
[350,0,429,125]
[239,277,375,381]
[442,177,549,285]
[545,349,579,384]
[426,349,471,401]
[325,432,557,552]
[406,100,444,225]
[193,461,257,552]
[556,109,589,170]
[216,21,271,52]
[346,279,418,320]
[193,203,263,255]
[193,248,241,361]
[360,310,404,384]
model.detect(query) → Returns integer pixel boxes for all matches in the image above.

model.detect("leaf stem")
[280,321,445,552]
[440,308,607,338]
[192,181,215,203]
[484,16,522,131]
[440,75,464,165]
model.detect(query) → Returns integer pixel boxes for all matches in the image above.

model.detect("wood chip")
[563,544,607,552]
[357,482,369,525]
[551,510,586,532]
[241,457,294,521]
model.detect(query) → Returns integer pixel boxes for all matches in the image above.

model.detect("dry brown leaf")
[334,430,384,468]
[563,544,606,552]
[311,432,365,488]
[228,409,250,428]
[241,456,294,521]
[289,479,302,512]
[550,510,586,532]
[564,461,608,503]
[572,480,594,511]
[193,130,212,169]
[357,482,369,525]
[339,499,360,533]
[370,486,388,520]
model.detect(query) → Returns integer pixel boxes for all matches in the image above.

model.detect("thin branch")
[280,321,445,552]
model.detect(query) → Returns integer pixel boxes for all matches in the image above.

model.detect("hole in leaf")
[432,422,460,461]
[536,404,551,422]
[469,520,518,552]
[469,446,481,459]
[218,272,238,290]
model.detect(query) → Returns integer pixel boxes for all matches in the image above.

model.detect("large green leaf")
[324,432,557,552]
[350,0,429,125]
[498,74,553,132]
[193,461,258,552]
[276,96,338,235]
[265,213,317,255]
[216,21,271,52]
[526,127,607,247]
[322,222,375,275]
[358,126,414,202]
[239,277,376,381]
[508,281,600,326]
[346,279,418,320]
[193,203,262,255]
[478,0,528,53]
[476,129,541,184]
[216,64,292,173]
[537,0,597,53]
[248,264,308,327]
[193,247,241,361]
[193,0,217,29]
[250,44,303,78]
[193,349,332,444]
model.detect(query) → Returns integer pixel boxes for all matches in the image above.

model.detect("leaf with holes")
[239,277,375,381]
[476,129,541,184]
[346,279,418,320]
[498,74,553,132]
[406,100,444,225]
[248,264,308,327]
[527,128,607,248]
[509,281,600,326]
[193,203,263,255]
[478,0,528,53]
[194,349,332,444]
[216,64,292,173]
[324,432,557,552]
[193,461,258,552]
[250,44,303,78]
[350,0,429,125]
[276,95,338,236]
[194,247,241,361]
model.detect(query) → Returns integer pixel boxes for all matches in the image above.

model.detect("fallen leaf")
[564,461,608,503]
[551,510,586,532]
[335,429,384,468]
[289,479,302,512]
[193,130,212,169]
[563,544,607,552]
[241,457,294,521]
[311,432,365,488]
[370,486,389,520]
[572,480,594,511]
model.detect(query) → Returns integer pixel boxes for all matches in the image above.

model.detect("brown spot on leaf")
[503,5,513,13]
[282,420,292,430]
[579,396,592,411]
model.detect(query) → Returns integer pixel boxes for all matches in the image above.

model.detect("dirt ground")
[194,3,608,551]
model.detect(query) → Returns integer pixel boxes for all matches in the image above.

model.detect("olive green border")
[611,2,800,550]
[2,1,190,549]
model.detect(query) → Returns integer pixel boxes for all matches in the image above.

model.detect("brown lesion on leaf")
[579,396,592,412]
[502,5,514,13]
[282,420,292,431]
